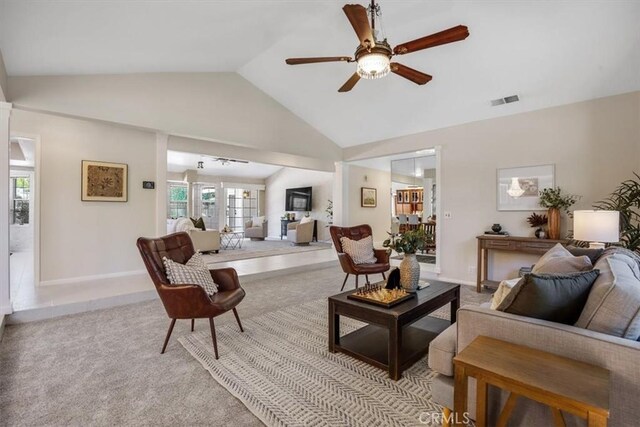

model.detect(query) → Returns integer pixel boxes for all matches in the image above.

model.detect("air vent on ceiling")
[490,94,520,107]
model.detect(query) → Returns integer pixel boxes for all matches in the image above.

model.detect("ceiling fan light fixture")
[357,53,390,79]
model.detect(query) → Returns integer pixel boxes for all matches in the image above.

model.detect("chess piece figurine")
[385,268,401,290]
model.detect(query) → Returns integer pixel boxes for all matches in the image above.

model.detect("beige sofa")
[429,247,640,426]
[168,218,220,253]
[287,219,313,246]
[245,218,268,240]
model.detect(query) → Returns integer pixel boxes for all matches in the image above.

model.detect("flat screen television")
[285,187,312,211]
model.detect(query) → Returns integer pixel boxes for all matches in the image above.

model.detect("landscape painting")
[361,187,377,208]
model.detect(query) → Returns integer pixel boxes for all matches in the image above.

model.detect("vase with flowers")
[538,187,580,240]
[527,212,548,239]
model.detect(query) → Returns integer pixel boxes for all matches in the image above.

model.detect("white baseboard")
[434,275,476,287]
[0,304,12,316]
[0,314,6,342]
[39,270,147,286]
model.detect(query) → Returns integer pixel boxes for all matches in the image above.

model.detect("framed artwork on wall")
[81,160,128,202]
[361,187,377,208]
[497,164,554,211]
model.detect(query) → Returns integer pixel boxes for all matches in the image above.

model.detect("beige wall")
[0,50,7,102]
[11,109,157,283]
[264,168,334,241]
[347,165,392,245]
[169,135,334,172]
[8,72,342,162]
[344,92,640,283]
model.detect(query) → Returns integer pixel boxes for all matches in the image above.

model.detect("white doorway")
[9,136,39,310]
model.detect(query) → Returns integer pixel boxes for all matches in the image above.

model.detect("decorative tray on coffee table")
[347,284,416,308]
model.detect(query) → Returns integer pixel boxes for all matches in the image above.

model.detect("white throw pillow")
[175,217,197,233]
[166,218,178,234]
[300,216,313,224]
[340,235,377,264]
[490,278,522,310]
[532,243,592,274]
[163,252,218,296]
[252,216,265,225]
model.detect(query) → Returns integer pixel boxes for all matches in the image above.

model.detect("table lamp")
[573,210,620,249]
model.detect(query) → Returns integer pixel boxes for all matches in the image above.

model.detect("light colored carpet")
[0,266,492,426]
[202,239,332,264]
[180,299,453,427]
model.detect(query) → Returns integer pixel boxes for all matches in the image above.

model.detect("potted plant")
[325,199,333,225]
[527,212,548,239]
[539,187,580,239]
[594,172,640,252]
[383,229,427,292]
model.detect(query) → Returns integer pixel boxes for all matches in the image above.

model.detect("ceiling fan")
[285,1,469,92]
[201,156,249,167]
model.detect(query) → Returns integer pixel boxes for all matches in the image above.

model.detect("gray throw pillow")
[567,246,605,265]
[496,270,600,325]
[575,253,640,340]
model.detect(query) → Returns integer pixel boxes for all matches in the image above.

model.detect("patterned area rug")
[179,299,457,427]
[201,239,332,264]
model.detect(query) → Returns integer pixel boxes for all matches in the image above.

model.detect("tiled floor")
[9,250,34,308]
[8,248,339,323]
[7,246,440,324]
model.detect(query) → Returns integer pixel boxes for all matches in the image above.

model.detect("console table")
[476,235,567,292]
[280,218,318,242]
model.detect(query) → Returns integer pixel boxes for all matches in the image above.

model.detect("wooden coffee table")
[328,280,460,380]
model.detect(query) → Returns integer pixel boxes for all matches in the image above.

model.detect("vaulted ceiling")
[1,0,639,148]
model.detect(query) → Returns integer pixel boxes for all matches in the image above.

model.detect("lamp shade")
[573,210,620,243]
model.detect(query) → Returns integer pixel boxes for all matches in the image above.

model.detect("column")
[155,133,168,236]
[333,161,349,227]
[0,102,12,315]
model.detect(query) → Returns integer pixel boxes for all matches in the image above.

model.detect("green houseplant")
[539,187,580,239]
[383,228,428,254]
[383,229,428,292]
[593,173,640,252]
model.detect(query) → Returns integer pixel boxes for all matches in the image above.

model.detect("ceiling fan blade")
[286,56,352,65]
[390,63,433,85]
[393,25,469,55]
[343,4,374,48]
[338,73,361,93]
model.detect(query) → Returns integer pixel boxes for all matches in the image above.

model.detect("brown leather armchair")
[329,224,390,291]
[137,232,245,358]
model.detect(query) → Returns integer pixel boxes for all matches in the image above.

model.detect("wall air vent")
[490,94,520,107]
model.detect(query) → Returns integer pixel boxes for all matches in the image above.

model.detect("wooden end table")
[328,280,460,380]
[453,336,610,427]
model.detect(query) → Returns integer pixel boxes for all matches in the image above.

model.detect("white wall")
[10,109,157,283]
[346,165,392,245]
[344,91,640,283]
[8,73,342,163]
[264,168,333,241]
[0,49,7,102]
